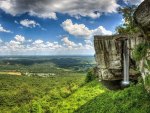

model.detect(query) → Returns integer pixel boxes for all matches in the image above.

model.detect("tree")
[116,5,140,34]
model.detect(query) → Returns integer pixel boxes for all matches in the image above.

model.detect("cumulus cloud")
[61,36,94,51]
[33,40,44,45]
[61,37,77,48]
[62,19,112,38]
[14,35,25,42]
[20,19,40,28]
[123,0,144,5]
[0,35,94,55]
[0,24,12,33]
[5,41,25,52]
[29,12,57,20]
[62,19,91,37]
[31,39,63,50]
[0,0,119,19]
[92,26,112,36]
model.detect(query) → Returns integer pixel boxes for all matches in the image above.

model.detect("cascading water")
[122,39,130,86]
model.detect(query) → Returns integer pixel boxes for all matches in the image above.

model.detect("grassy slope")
[75,82,150,113]
[31,79,150,113]
[52,80,105,113]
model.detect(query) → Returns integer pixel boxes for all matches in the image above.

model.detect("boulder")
[134,0,150,38]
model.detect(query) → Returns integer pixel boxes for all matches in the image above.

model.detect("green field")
[0,56,150,113]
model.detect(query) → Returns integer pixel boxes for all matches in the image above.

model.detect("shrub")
[85,68,96,82]
[133,42,149,61]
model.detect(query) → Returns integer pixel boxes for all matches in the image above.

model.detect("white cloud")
[0,35,94,55]
[4,35,26,51]
[0,0,119,19]
[61,37,77,48]
[92,26,112,36]
[14,35,25,42]
[20,19,40,28]
[123,0,144,5]
[46,41,62,49]
[0,24,11,33]
[9,40,21,46]
[33,40,44,45]
[6,40,24,51]
[61,36,94,51]
[62,19,92,37]
[62,19,112,38]
[30,12,57,20]
[32,39,62,50]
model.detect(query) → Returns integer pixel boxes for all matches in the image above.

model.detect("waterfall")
[122,39,130,85]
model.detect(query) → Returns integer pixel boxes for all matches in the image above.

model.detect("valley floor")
[0,74,150,113]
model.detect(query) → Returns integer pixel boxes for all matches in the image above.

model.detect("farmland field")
[0,72,21,76]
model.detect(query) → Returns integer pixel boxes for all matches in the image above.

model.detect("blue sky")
[0,0,143,55]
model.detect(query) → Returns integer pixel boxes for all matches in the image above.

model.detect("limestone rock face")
[134,0,150,93]
[134,0,150,38]
[94,34,144,80]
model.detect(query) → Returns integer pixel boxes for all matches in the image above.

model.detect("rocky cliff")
[94,0,150,90]
[134,0,150,92]
[94,34,144,81]
[134,0,150,39]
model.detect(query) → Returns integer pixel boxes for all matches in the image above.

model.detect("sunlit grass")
[51,80,106,113]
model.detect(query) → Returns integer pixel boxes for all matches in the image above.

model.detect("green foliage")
[31,80,105,113]
[76,82,150,113]
[133,42,149,61]
[1,74,150,113]
[85,68,97,82]
[30,101,42,113]
[1,56,150,113]
[0,73,85,113]
[145,75,150,86]
[116,5,140,34]
[0,56,96,73]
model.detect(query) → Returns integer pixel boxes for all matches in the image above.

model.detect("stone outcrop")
[134,0,150,38]
[94,0,150,90]
[94,34,144,81]
[134,0,150,92]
